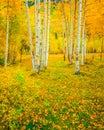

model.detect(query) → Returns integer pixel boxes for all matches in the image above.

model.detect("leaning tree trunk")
[5,0,9,67]
[25,0,35,70]
[75,0,82,74]
[81,0,86,65]
[45,0,51,67]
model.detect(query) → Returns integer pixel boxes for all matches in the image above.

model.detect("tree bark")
[25,0,35,70]
[43,0,48,68]
[81,0,86,65]
[34,0,40,72]
[46,0,51,67]
[5,0,9,67]
[75,0,82,74]
[61,0,69,60]
[62,21,66,61]
[70,0,75,64]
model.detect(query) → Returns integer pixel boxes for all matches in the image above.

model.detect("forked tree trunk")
[5,0,9,67]
[75,0,82,74]
[25,0,35,70]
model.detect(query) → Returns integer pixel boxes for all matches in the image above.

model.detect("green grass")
[0,54,104,129]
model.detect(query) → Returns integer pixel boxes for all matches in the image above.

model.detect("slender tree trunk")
[61,0,69,59]
[82,28,85,65]
[70,0,75,64]
[72,0,77,60]
[20,48,23,63]
[40,29,44,70]
[35,0,41,72]
[62,21,66,61]
[75,0,82,74]
[34,0,37,69]
[84,33,86,57]
[81,0,86,65]
[5,0,9,67]
[43,0,47,68]
[45,0,51,67]
[25,0,35,70]
[100,38,103,61]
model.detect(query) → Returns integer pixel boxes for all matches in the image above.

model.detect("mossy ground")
[0,54,104,129]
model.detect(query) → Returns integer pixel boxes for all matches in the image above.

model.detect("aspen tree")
[70,0,75,64]
[5,0,9,66]
[81,0,86,65]
[72,0,77,60]
[34,0,41,72]
[62,21,66,61]
[43,0,48,68]
[46,0,51,67]
[40,26,44,70]
[25,0,35,70]
[61,0,70,60]
[34,0,37,69]
[75,0,82,74]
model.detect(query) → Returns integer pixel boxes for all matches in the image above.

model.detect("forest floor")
[0,54,104,130]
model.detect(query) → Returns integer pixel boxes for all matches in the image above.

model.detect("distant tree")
[20,39,30,62]
[5,0,9,66]
[61,0,70,60]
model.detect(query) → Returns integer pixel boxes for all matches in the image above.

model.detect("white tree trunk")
[25,0,35,70]
[34,0,41,72]
[46,0,51,67]
[34,0,37,70]
[82,27,85,65]
[5,12,9,67]
[82,0,86,65]
[43,0,47,68]
[75,0,82,74]
[40,32,44,70]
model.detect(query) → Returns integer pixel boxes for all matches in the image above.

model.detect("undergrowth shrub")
[0,58,4,66]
